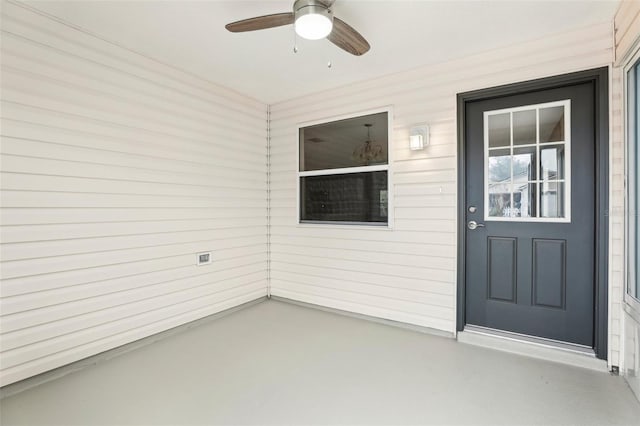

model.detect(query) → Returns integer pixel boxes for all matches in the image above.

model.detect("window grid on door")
[483,100,571,222]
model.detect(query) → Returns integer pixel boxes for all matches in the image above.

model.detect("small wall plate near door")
[196,251,212,266]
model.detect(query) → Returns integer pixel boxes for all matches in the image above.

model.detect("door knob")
[467,220,485,230]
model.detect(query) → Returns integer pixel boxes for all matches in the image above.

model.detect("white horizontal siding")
[615,1,640,64]
[269,22,613,335]
[0,1,268,386]
[611,63,625,368]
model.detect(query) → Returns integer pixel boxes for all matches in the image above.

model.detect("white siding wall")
[0,2,268,386]
[269,24,613,336]
[613,0,640,401]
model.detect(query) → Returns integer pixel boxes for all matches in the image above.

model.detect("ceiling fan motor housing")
[294,0,334,40]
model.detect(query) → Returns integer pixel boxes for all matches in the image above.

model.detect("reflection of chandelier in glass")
[352,123,383,165]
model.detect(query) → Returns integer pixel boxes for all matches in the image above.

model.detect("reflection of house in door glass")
[488,184,525,217]
[540,146,564,218]
[488,150,535,218]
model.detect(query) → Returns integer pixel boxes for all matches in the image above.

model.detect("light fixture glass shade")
[409,125,429,150]
[409,134,424,151]
[295,13,333,40]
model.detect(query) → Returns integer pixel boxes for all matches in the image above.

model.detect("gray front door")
[464,82,595,347]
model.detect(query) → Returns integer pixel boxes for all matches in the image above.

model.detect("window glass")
[299,112,388,171]
[488,113,510,148]
[300,171,388,223]
[298,111,390,225]
[488,149,511,182]
[540,181,565,218]
[484,101,569,221]
[540,145,565,180]
[539,106,565,143]
[513,146,536,180]
[628,59,640,300]
[513,109,536,145]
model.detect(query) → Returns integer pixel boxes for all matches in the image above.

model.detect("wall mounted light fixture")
[409,125,429,150]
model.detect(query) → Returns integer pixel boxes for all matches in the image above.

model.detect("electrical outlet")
[196,252,212,266]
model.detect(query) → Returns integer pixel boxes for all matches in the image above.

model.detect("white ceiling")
[25,0,619,104]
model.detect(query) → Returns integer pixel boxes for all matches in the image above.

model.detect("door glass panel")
[513,146,536,181]
[488,149,511,182]
[488,113,510,148]
[540,182,565,218]
[513,109,536,145]
[541,145,565,180]
[484,100,569,221]
[488,183,536,218]
[539,106,565,143]
[488,183,513,217]
[513,182,536,218]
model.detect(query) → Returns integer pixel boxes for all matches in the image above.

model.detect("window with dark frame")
[298,111,389,225]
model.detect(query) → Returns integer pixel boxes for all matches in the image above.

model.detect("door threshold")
[458,325,607,372]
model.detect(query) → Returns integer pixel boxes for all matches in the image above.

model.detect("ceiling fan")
[225,0,370,56]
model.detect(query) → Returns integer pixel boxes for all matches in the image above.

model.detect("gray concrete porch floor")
[1,299,639,425]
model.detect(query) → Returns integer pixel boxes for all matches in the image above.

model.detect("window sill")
[297,221,393,230]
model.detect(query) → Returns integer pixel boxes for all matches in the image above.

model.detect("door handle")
[467,220,485,230]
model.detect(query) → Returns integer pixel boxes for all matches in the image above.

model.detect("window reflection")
[488,183,512,217]
[540,106,565,143]
[513,146,536,181]
[513,109,536,145]
[488,183,535,218]
[488,149,511,182]
[300,171,388,223]
[541,145,565,180]
[488,113,510,148]
[299,112,388,172]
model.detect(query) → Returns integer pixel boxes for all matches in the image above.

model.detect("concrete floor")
[1,300,639,425]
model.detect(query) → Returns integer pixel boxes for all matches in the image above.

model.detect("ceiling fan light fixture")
[225,0,370,56]
[294,0,333,40]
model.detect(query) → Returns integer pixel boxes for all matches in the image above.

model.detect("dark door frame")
[456,67,609,360]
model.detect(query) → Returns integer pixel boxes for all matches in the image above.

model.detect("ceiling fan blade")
[225,13,294,33]
[327,17,370,56]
